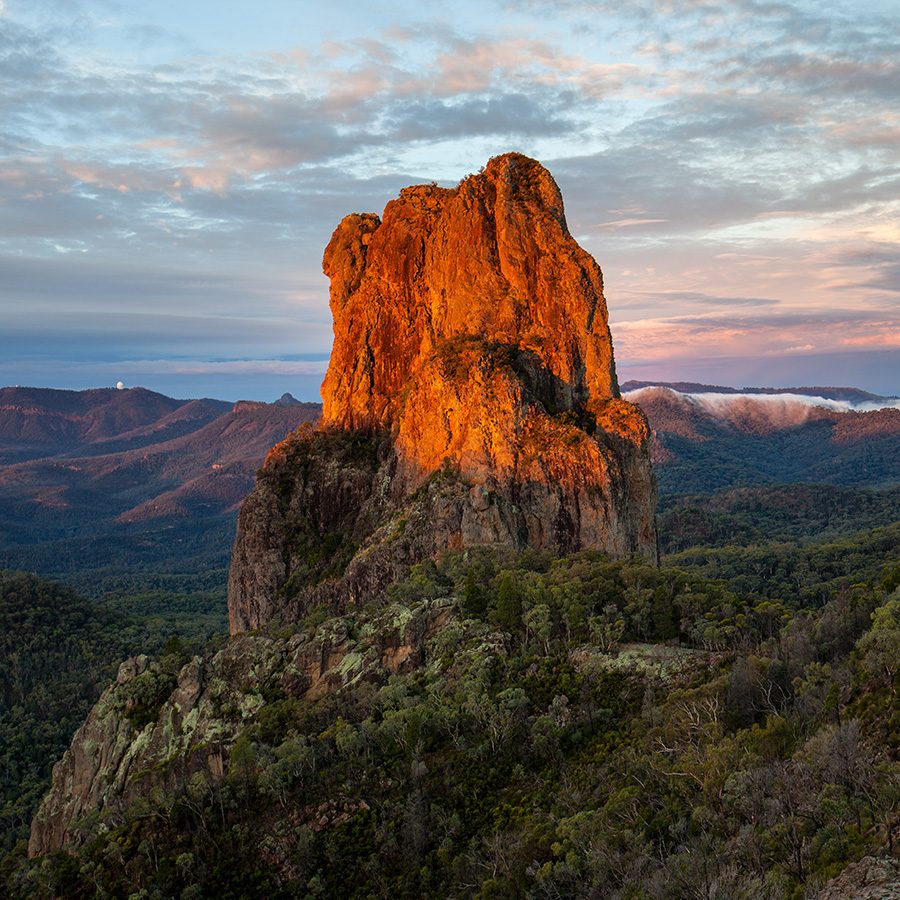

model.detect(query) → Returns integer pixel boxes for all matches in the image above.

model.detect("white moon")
[116,381,125,390]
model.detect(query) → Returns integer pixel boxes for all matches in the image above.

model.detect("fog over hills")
[625,384,900,432]
[621,381,894,405]
[623,382,900,493]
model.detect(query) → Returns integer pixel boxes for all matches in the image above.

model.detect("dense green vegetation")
[0,571,223,855]
[0,513,231,656]
[265,425,380,595]
[1,471,897,896]
[658,484,900,553]
[655,422,900,494]
[669,521,900,603]
[4,537,898,898]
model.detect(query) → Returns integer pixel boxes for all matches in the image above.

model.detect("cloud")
[62,358,330,377]
[1,0,898,398]
[632,291,780,307]
[383,93,578,141]
[610,307,899,368]
[596,217,669,230]
[822,245,900,295]
[0,19,609,197]
[623,386,900,432]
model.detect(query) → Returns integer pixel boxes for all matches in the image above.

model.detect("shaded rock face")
[228,153,656,634]
[29,600,455,857]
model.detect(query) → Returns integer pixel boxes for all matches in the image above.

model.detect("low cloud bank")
[624,386,900,431]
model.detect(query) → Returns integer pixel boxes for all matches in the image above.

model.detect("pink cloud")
[176,167,231,195]
[62,161,174,195]
[840,332,900,348]
[610,311,899,364]
[596,217,669,229]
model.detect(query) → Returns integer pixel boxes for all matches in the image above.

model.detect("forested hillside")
[0,572,221,854]
[626,385,900,493]
[658,484,900,553]
[4,536,898,897]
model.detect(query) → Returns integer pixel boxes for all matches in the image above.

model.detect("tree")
[588,605,625,652]
[493,572,522,632]
[523,604,552,654]
[463,568,488,618]
[857,595,900,693]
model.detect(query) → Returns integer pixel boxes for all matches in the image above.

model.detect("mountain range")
[0,387,319,585]
[622,381,900,493]
[1,379,898,586]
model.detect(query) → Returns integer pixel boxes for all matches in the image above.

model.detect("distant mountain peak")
[273,392,302,406]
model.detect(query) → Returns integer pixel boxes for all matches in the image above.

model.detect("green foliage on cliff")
[0,571,215,855]
[431,334,518,382]
[114,669,179,730]
[6,539,899,898]
[264,427,381,593]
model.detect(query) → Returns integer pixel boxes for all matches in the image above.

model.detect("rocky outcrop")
[29,599,455,857]
[228,153,656,633]
[817,856,900,899]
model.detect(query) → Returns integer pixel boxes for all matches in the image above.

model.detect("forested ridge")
[0,572,222,855]
[2,511,898,897]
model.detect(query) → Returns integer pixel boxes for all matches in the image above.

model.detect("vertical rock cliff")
[228,153,657,633]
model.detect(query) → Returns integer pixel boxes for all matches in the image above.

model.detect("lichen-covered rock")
[29,600,455,857]
[228,153,657,633]
[817,856,900,899]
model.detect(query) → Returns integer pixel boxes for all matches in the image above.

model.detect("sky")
[1,0,898,401]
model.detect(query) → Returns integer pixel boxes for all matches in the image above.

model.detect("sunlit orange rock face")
[321,153,653,518]
[322,153,616,430]
[228,153,656,634]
